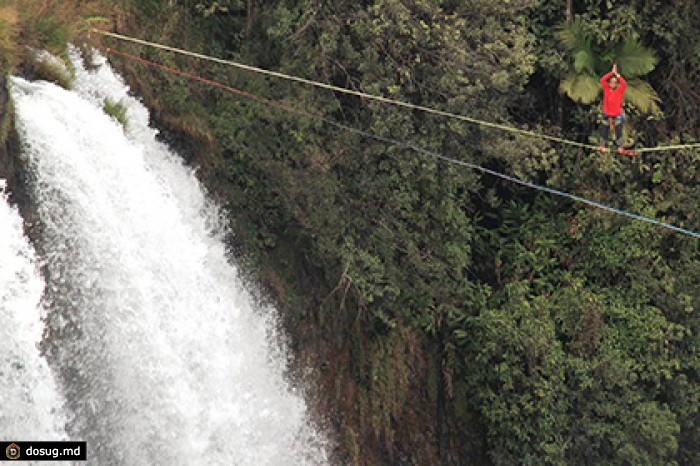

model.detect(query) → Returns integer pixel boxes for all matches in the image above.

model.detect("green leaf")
[574,49,595,74]
[560,73,600,103]
[556,17,591,53]
[616,38,658,78]
[624,78,661,114]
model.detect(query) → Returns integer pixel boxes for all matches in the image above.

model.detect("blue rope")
[105,46,700,241]
[327,120,700,239]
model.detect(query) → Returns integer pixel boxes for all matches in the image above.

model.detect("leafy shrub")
[103,98,128,129]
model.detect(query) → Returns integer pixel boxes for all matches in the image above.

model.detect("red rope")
[93,44,700,239]
[101,45,301,116]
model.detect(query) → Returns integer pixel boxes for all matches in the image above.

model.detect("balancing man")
[598,63,628,154]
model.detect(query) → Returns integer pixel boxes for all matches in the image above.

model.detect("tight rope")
[101,46,700,240]
[92,29,700,154]
[92,30,597,149]
[636,143,700,153]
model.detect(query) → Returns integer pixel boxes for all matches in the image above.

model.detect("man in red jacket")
[598,64,627,153]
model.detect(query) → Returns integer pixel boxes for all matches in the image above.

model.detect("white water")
[9,48,327,465]
[0,185,67,443]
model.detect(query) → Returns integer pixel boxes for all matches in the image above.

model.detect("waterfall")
[8,48,327,465]
[0,186,67,443]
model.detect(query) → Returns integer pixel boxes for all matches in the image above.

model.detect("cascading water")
[8,48,327,465]
[0,185,67,443]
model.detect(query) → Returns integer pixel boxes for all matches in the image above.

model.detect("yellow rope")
[100,43,700,240]
[91,29,700,154]
[636,143,700,153]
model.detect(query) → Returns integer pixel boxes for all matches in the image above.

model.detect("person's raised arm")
[615,65,627,91]
[601,70,614,87]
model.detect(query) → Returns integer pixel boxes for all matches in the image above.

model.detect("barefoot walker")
[597,64,632,154]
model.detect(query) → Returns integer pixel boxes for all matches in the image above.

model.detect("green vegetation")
[30,52,74,88]
[0,5,18,71]
[558,17,661,114]
[0,0,108,83]
[103,97,128,129]
[5,0,700,464]
[109,1,700,464]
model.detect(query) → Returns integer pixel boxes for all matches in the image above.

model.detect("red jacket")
[600,71,626,116]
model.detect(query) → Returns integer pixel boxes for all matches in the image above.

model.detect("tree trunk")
[558,0,572,127]
[246,1,255,38]
[436,323,449,465]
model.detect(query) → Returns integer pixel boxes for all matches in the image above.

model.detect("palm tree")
[557,18,660,114]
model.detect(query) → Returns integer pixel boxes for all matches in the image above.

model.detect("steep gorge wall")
[0,74,18,190]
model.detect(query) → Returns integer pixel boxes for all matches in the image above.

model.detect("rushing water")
[0,184,67,444]
[8,48,326,465]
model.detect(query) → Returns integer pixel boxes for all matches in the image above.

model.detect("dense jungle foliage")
[2,0,700,464]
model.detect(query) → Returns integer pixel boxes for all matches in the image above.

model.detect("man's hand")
[612,63,619,76]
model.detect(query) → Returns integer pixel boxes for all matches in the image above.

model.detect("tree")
[558,17,660,114]
[112,1,700,463]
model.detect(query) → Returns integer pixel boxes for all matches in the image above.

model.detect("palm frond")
[556,21,662,112]
[574,49,595,74]
[615,38,658,78]
[556,17,591,53]
[624,78,661,114]
[560,73,600,104]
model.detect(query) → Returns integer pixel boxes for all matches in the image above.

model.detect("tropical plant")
[558,17,660,114]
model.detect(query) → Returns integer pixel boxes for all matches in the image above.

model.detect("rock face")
[0,73,16,188]
[0,73,38,232]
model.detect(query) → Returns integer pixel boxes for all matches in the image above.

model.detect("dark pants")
[599,112,625,147]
